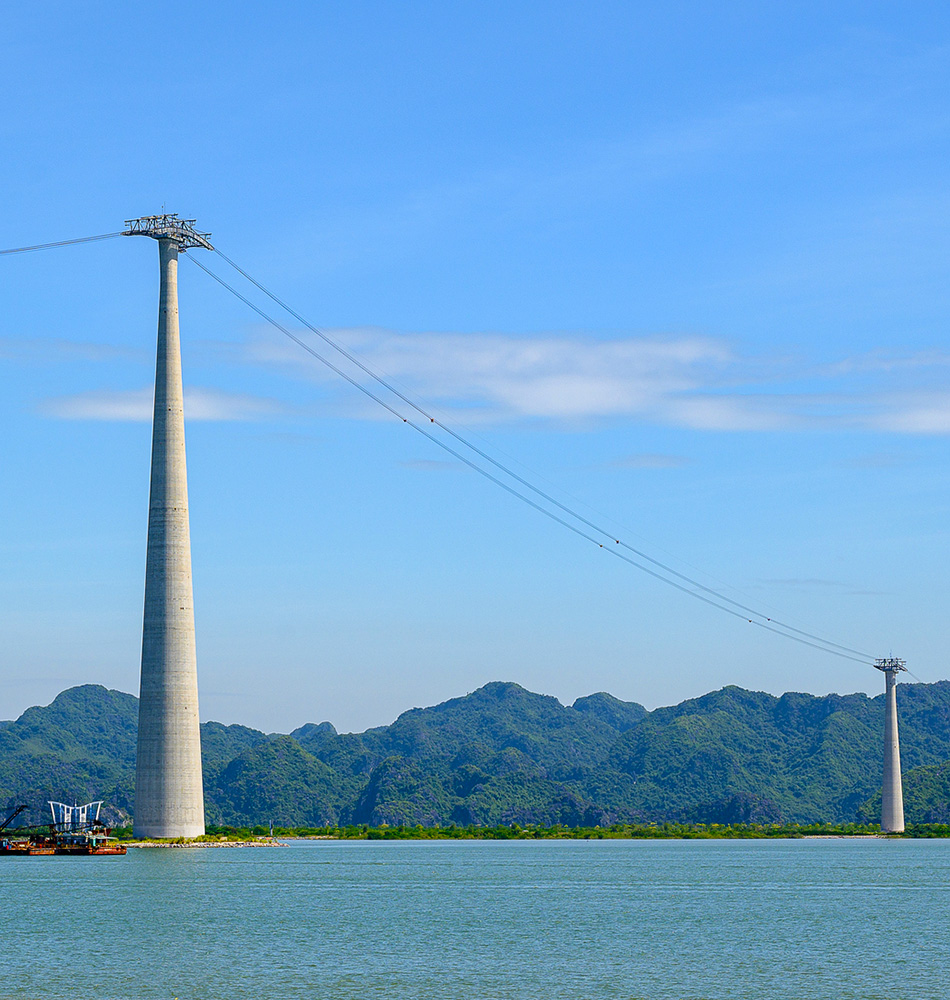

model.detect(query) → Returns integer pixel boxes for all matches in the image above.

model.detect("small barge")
[0,800,126,856]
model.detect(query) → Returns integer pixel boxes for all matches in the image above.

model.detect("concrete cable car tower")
[123,214,213,838]
[874,657,907,834]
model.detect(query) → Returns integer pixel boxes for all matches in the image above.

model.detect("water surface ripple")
[1,838,946,999]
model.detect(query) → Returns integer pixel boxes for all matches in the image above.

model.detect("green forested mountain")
[0,685,138,824]
[2,680,950,828]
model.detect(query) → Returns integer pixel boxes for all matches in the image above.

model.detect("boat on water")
[0,800,127,856]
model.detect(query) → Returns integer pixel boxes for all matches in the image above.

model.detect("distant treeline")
[113,822,950,841]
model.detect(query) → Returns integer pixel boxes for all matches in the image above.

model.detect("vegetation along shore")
[113,822,950,842]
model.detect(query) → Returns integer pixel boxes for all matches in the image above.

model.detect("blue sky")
[3,2,950,732]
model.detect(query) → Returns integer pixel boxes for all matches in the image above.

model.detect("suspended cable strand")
[618,543,872,658]
[188,255,871,666]
[0,233,123,256]
[208,248,876,662]
[0,231,881,665]
[189,256,412,423]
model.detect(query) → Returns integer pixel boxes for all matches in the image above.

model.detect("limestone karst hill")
[3,680,950,828]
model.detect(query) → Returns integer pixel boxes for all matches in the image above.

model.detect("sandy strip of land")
[802,834,887,840]
[126,838,285,849]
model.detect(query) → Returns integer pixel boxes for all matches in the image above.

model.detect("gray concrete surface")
[881,668,905,834]
[133,237,205,838]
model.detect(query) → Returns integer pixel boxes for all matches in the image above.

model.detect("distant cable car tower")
[874,657,907,833]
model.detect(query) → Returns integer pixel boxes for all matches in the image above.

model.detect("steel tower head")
[122,214,213,252]
[873,657,907,674]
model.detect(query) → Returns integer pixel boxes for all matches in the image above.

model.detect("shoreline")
[126,838,285,849]
[125,833,915,847]
[111,821,950,845]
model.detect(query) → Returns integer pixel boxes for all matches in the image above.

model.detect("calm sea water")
[0,838,946,999]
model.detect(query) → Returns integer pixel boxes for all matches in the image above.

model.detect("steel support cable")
[188,254,871,666]
[0,233,879,664]
[0,237,883,656]
[0,232,124,255]
[209,247,876,663]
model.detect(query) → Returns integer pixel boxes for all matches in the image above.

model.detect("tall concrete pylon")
[123,215,213,838]
[874,657,907,834]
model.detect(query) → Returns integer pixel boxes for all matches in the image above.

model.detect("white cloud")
[0,335,146,364]
[820,349,950,377]
[871,392,950,433]
[242,325,950,435]
[40,386,286,422]
[611,454,689,469]
[247,328,735,422]
[36,325,950,435]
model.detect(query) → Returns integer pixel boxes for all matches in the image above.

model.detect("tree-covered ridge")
[2,679,950,828]
[0,685,138,824]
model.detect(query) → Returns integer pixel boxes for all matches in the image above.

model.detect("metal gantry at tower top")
[874,657,907,674]
[122,214,214,251]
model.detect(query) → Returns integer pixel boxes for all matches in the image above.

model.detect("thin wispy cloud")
[27,326,950,434]
[820,348,950,377]
[867,392,950,433]
[842,451,915,469]
[757,578,888,597]
[610,454,689,469]
[281,87,875,277]
[245,328,736,423]
[241,325,950,435]
[0,335,147,364]
[399,459,466,472]
[40,387,287,422]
